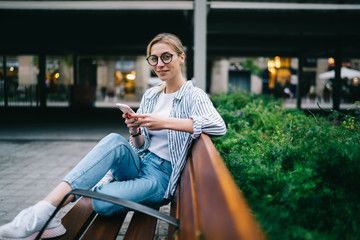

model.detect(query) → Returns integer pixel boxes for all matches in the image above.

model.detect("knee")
[92,198,127,216]
[91,184,128,216]
[102,133,127,145]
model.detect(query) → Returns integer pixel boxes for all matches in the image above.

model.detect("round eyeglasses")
[146,53,174,66]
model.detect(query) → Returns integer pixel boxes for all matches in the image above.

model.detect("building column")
[18,56,32,86]
[297,56,304,109]
[135,56,150,98]
[107,60,116,98]
[73,54,79,85]
[38,54,46,108]
[333,51,342,111]
[210,58,228,94]
[96,60,109,100]
[316,59,329,99]
[193,0,207,91]
[3,56,8,107]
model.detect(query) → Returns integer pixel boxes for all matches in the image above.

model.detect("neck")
[164,75,185,94]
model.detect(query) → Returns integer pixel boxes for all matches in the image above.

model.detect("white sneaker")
[0,201,66,240]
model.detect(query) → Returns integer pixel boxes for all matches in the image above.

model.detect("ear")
[179,53,186,65]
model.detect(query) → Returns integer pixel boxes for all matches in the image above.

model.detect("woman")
[0,33,226,239]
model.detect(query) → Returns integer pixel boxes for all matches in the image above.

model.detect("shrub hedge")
[210,90,360,240]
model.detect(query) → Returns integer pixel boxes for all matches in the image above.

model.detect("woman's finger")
[133,113,149,118]
[125,118,137,126]
[122,112,130,118]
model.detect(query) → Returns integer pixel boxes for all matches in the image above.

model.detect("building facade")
[1,0,360,109]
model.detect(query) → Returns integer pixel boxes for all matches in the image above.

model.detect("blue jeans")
[63,133,172,216]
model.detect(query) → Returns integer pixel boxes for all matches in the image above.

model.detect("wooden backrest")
[176,134,266,240]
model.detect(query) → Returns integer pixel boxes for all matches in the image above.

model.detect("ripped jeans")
[63,133,172,216]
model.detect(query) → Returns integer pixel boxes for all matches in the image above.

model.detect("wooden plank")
[123,211,158,240]
[167,197,178,240]
[81,213,127,240]
[54,197,97,240]
[178,157,201,240]
[191,134,266,240]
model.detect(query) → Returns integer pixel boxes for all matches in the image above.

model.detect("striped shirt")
[129,80,226,198]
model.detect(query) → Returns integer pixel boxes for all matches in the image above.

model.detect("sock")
[33,201,56,217]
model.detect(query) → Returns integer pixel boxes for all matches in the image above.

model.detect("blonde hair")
[146,33,185,57]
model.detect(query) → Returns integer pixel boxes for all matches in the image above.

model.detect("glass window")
[0,56,4,106]
[0,56,39,107]
[273,57,360,109]
[46,56,73,107]
[0,55,148,108]
[92,56,138,107]
[223,56,360,110]
[316,58,360,108]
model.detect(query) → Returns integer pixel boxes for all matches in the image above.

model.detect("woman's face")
[149,42,185,82]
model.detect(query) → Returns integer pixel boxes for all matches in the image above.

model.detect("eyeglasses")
[146,53,174,66]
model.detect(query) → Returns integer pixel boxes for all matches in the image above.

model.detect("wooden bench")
[36,134,265,240]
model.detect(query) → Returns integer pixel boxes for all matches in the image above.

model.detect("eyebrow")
[150,52,171,56]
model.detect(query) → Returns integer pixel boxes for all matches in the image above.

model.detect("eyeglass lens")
[147,53,173,66]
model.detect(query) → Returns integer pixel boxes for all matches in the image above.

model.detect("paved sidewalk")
[0,140,98,223]
[0,110,169,239]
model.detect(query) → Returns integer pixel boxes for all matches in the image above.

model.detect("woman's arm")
[123,113,145,148]
[132,89,226,137]
[188,89,226,138]
[130,130,145,149]
[133,114,194,133]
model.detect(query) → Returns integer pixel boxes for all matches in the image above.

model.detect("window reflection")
[46,56,73,106]
[0,56,38,106]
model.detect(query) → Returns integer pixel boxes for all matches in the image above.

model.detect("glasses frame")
[146,53,174,66]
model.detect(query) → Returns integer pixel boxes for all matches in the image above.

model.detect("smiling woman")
[144,33,186,92]
[0,33,226,239]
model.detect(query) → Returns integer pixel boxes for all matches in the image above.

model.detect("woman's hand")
[123,112,144,148]
[123,113,140,131]
[134,113,194,133]
[134,114,168,131]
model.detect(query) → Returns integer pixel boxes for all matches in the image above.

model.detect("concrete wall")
[316,59,329,97]
[135,56,151,99]
[210,58,229,94]
[18,56,37,86]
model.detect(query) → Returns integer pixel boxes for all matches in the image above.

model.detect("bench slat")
[191,134,265,240]
[167,197,178,240]
[123,211,158,240]
[178,157,201,240]
[54,197,96,240]
[81,214,127,240]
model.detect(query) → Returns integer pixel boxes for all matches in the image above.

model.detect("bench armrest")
[35,189,179,240]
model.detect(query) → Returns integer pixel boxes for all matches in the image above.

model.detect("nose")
[157,57,165,67]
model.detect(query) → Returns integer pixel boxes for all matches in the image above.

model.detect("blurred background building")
[0,0,359,110]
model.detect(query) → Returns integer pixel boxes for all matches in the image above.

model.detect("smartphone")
[116,103,135,114]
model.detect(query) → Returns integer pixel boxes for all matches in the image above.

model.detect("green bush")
[211,90,360,240]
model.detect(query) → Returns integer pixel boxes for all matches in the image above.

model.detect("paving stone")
[0,141,91,226]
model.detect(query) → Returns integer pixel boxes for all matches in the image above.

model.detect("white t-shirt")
[148,90,177,161]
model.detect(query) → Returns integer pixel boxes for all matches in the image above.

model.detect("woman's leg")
[92,151,172,216]
[63,133,140,192]
[44,182,73,207]
[0,133,140,239]
[49,133,140,206]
